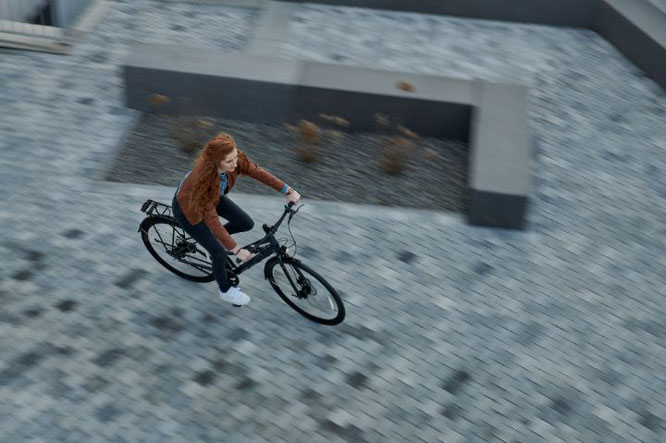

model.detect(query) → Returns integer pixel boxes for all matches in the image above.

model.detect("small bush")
[296,120,322,163]
[287,114,349,164]
[379,136,415,175]
[371,114,419,175]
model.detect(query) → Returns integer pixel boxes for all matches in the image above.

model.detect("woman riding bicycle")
[172,132,301,306]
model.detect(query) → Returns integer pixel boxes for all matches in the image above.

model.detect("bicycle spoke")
[152,226,173,255]
[145,220,212,278]
[280,262,300,294]
[271,261,340,320]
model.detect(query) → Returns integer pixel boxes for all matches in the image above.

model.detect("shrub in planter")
[295,120,321,163]
[286,114,349,164]
[372,114,420,175]
[380,135,416,175]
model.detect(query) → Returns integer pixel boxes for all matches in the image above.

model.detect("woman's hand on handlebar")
[286,187,301,205]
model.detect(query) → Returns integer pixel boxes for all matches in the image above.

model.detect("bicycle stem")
[264,203,295,235]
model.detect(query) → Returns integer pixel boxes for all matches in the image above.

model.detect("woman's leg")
[216,195,255,235]
[172,196,231,292]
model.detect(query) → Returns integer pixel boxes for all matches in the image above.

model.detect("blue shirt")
[219,172,228,194]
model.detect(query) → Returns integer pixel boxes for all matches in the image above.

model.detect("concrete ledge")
[469,83,529,196]
[468,83,531,228]
[294,62,473,138]
[125,43,303,84]
[593,0,666,88]
[124,45,474,138]
[124,44,302,123]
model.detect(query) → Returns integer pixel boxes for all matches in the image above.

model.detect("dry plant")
[287,113,350,163]
[295,120,321,163]
[397,80,416,92]
[372,113,420,175]
[380,135,416,175]
[148,93,172,107]
[319,113,350,128]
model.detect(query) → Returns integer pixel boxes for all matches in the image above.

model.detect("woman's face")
[218,149,238,172]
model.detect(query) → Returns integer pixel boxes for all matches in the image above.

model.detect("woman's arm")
[237,152,285,192]
[238,152,301,204]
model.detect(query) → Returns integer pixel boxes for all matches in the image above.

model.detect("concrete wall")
[125,44,473,139]
[592,0,666,89]
[468,83,531,229]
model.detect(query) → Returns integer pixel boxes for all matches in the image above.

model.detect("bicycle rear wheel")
[265,257,345,325]
[140,217,215,283]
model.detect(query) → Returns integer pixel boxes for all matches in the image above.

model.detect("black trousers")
[172,194,254,291]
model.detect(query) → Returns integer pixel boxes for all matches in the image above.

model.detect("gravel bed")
[105,113,469,213]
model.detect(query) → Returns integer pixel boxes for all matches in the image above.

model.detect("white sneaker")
[218,286,251,306]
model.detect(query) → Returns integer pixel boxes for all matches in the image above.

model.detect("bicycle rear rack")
[140,199,173,218]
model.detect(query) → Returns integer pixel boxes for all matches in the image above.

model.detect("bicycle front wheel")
[140,217,215,283]
[265,257,345,325]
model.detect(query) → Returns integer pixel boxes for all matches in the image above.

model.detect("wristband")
[281,183,290,193]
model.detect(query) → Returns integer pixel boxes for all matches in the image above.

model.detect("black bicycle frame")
[230,202,297,276]
[140,199,298,278]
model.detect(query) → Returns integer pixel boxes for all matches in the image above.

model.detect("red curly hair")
[187,132,238,221]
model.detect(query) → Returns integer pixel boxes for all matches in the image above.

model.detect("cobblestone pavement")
[1,1,665,442]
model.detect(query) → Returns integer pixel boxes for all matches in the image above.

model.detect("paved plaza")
[1,1,665,441]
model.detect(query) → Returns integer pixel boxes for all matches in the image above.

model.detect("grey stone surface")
[1,1,666,442]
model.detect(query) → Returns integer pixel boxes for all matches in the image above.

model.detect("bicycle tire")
[140,217,215,283]
[265,257,345,325]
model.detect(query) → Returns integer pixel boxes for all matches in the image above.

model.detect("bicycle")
[138,199,345,325]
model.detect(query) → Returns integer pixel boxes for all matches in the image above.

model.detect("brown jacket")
[176,151,285,250]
